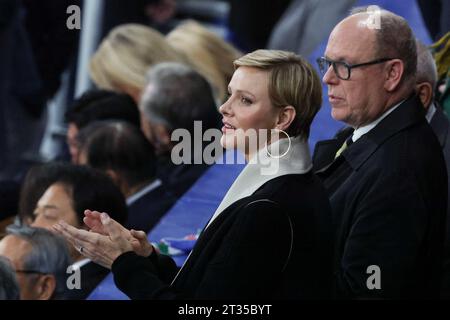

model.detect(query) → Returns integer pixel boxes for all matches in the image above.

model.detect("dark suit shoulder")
[366,119,443,175]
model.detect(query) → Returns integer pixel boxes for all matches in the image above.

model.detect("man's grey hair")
[0,256,20,300]
[140,62,219,133]
[6,226,72,299]
[349,6,417,87]
[415,39,438,92]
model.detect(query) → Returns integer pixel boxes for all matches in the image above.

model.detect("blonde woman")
[89,24,186,103]
[55,50,333,299]
[166,20,242,104]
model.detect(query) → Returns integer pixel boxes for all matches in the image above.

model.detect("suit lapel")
[313,127,354,172]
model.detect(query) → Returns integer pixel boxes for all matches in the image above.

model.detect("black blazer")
[313,95,448,299]
[430,106,450,298]
[156,156,209,199]
[430,106,450,216]
[111,172,334,299]
[125,184,175,233]
[63,261,110,300]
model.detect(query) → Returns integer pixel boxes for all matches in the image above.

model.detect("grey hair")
[6,226,72,299]
[415,39,438,92]
[0,256,20,300]
[140,62,219,133]
[349,6,417,87]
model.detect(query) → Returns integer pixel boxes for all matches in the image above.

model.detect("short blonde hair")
[166,20,242,103]
[234,50,322,139]
[89,24,185,93]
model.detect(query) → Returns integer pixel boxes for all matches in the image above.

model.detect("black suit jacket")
[111,173,334,299]
[63,261,110,300]
[156,156,209,199]
[430,106,450,216]
[430,106,450,298]
[313,95,448,299]
[125,184,175,233]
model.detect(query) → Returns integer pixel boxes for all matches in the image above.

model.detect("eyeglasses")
[316,57,396,80]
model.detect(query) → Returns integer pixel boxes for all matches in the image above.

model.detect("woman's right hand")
[83,210,153,257]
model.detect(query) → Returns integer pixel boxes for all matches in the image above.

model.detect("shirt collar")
[425,102,437,123]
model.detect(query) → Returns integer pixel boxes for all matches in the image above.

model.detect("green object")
[157,241,169,255]
[431,32,450,119]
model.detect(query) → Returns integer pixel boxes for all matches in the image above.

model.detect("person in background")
[313,8,447,298]
[77,121,175,232]
[430,32,450,116]
[29,163,127,299]
[139,62,221,198]
[89,24,186,103]
[166,20,242,104]
[415,39,450,298]
[64,89,140,164]
[0,226,71,300]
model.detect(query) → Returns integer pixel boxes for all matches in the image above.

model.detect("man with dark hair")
[77,121,175,232]
[29,163,127,299]
[64,89,140,163]
[0,226,71,300]
[140,62,221,198]
[313,8,447,298]
[17,162,70,225]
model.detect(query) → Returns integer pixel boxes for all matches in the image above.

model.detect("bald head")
[327,14,378,62]
[322,8,417,127]
[345,8,417,86]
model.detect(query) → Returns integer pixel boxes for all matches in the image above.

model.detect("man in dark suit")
[415,40,450,297]
[313,8,447,298]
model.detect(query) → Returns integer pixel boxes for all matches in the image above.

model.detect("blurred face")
[139,111,171,155]
[31,183,79,230]
[0,235,42,299]
[219,66,279,158]
[66,123,80,164]
[139,83,172,155]
[323,15,390,127]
